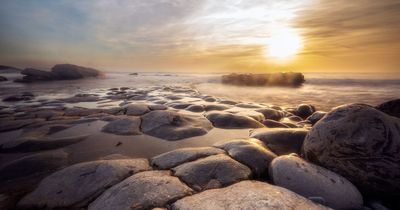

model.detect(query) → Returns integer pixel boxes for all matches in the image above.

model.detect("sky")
[0,0,399,73]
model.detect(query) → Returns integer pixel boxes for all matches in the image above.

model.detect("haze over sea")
[1,71,398,111]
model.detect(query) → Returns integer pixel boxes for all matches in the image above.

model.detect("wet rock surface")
[270,155,363,210]
[303,104,400,196]
[376,99,400,118]
[206,111,264,128]
[101,118,141,135]
[151,147,225,169]
[171,180,330,210]
[89,170,193,210]
[250,128,309,155]
[214,139,277,177]
[18,159,150,209]
[172,154,251,191]
[141,110,213,140]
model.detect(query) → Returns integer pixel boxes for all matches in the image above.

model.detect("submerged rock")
[89,170,193,210]
[151,147,225,169]
[262,119,290,128]
[141,110,213,140]
[255,108,283,121]
[206,111,264,129]
[214,138,277,177]
[303,104,400,196]
[0,75,7,81]
[171,180,329,210]
[172,154,251,191]
[270,155,363,210]
[101,118,141,135]
[18,159,150,209]
[125,103,150,116]
[250,128,308,155]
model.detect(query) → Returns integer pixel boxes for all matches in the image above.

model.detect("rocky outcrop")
[303,104,400,196]
[376,99,400,118]
[221,72,305,87]
[88,170,193,210]
[172,154,251,191]
[270,155,363,210]
[171,180,330,210]
[18,159,150,209]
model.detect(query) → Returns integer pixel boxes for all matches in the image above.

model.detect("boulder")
[186,104,205,112]
[0,119,43,132]
[148,104,168,110]
[64,107,102,116]
[18,159,150,209]
[101,118,141,135]
[206,111,264,129]
[303,104,400,196]
[296,104,316,119]
[88,170,193,210]
[270,155,363,210]
[151,147,225,169]
[125,103,150,116]
[214,138,277,177]
[51,64,100,80]
[204,104,230,111]
[255,108,283,121]
[172,154,251,191]
[262,119,290,128]
[250,128,309,155]
[306,111,327,125]
[0,75,7,81]
[21,68,57,81]
[171,180,330,210]
[221,72,305,87]
[376,99,400,118]
[141,110,213,140]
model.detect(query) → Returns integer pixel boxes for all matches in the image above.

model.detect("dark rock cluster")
[221,72,305,87]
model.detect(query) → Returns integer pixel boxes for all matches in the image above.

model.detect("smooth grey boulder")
[296,104,316,119]
[250,128,309,155]
[151,147,225,169]
[101,118,141,135]
[51,64,100,79]
[206,111,264,129]
[0,135,88,153]
[303,104,400,196]
[255,108,283,121]
[172,154,251,191]
[214,138,277,177]
[21,68,57,81]
[88,170,193,210]
[262,119,290,128]
[376,99,400,118]
[18,159,150,209]
[306,111,327,125]
[141,110,213,140]
[148,104,168,110]
[171,180,330,210]
[270,155,363,210]
[125,103,150,116]
[185,104,205,112]
[204,104,230,111]
[0,150,69,194]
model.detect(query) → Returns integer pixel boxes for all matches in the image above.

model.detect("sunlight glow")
[266,28,303,61]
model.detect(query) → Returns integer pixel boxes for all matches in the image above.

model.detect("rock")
[18,159,150,209]
[148,104,168,110]
[62,94,100,103]
[296,104,316,119]
[0,150,69,194]
[270,155,363,210]
[206,111,264,129]
[0,75,7,81]
[171,103,192,109]
[0,135,88,153]
[306,111,327,125]
[219,100,237,105]
[171,180,329,210]
[101,118,141,135]
[255,108,283,121]
[221,72,305,87]
[186,104,205,112]
[235,103,264,108]
[2,94,34,102]
[262,119,290,128]
[376,99,400,118]
[288,115,303,122]
[105,107,124,115]
[88,170,193,210]
[125,103,150,116]
[172,154,251,191]
[0,119,42,132]
[203,96,217,102]
[250,128,309,155]
[51,64,100,80]
[64,107,102,116]
[204,104,230,111]
[303,104,400,196]
[141,110,213,140]
[151,147,225,169]
[21,68,57,81]
[214,139,277,177]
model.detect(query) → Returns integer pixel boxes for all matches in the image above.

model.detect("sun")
[266,28,303,61]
